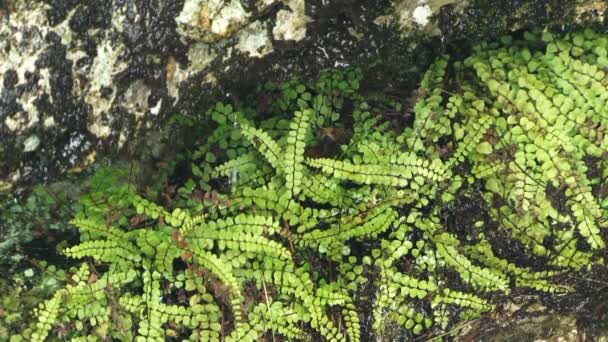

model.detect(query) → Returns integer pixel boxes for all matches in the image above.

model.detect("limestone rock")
[387,0,608,39]
[1,0,606,189]
[0,0,309,187]
[175,0,250,42]
[175,0,307,43]
[272,0,307,41]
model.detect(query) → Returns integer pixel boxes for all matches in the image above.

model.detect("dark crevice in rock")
[29,31,93,182]
[45,0,80,26]
[69,2,113,33]
[0,69,23,179]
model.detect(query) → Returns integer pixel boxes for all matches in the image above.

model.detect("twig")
[423,318,482,342]
[262,278,276,342]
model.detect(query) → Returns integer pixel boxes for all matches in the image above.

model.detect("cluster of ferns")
[20,29,608,341]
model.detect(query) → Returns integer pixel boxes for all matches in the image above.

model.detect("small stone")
[176,0,249,41]
[24,268,34,277]
[237,21,273,58]
[272,0,307,42]
[23,135,40,152]
[412,5,432,26]
[43,116,56,128]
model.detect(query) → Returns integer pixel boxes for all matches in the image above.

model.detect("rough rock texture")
[383,0,607,39]
[0,0,309,187]
[1,0,606,189]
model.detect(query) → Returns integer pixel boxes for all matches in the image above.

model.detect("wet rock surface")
[0,0,606,189]
[1,1,608,340]
[0,0,304,187]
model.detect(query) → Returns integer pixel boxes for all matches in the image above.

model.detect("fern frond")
[188,249,244,322]
[30,290,64,342]
[299,172,349,207]
[194,214,280,235]
[433,288,493,312]
[297,206,397,258]
[64,240,142,266]
[283,109,312,199]
[70,218,127,240]
[435,233,509,291]
[133,195,168,219]
[307,158,445,188]
[189,231,291,260]
[240,124,284,172]
[464,238,568,293]
[226,302,302,342]
[212,152,262,179]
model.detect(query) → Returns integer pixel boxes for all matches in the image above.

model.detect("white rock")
[211,2,247,37]
[237,21,273,58]
[273,10,304,41]
[85,40,127,138]
[43,116,56,128]
[175,0,206,33]
[23,135,41,152]
[150,99,163,115]
[273,0,307,41]
[5,115,22,131]
[123,80,151,120]
[91,41,123,89]
[88,122,111,139]
[176,0,249,40]
[412,5,433,26]
[166,42,217,104]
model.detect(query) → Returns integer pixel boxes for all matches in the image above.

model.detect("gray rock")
[22,135,40,153]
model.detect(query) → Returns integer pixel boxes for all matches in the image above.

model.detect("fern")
[306,157,446,188]
[282,109,312,207]
[240,125,284,172]
[22,30,608,341]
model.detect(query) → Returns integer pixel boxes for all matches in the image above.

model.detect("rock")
[472,313,580,342]
[237,21,274,58]
[412,5,433,26]
[175,0,250,42]
[0,0,606,190]
[272,0,307,41]
[22,135,40,153]
[388,0,608,40]
[385,0,462,35]
[0,0,310,187]
[0,0,288,184]
[175,0,306,43]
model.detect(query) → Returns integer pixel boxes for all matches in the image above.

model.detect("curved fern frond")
[64,240,142,266]
[240,124,284,172]
[306,158,446,188]
[296,206,398,258]
[435,233,509,291]
[283,109,312,200]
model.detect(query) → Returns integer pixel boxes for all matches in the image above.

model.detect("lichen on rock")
[0,0,314,187]
[176,0,250,42]
[0,2,53,133]
[237,21,274,58]
[272,0,307,41]
[1,0,606,193]
[85,39,128,139]
[176,0,307,43]
[388,0,608,40]
[390,0,462,33]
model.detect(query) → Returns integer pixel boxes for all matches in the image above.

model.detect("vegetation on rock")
[5,29,608,341]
